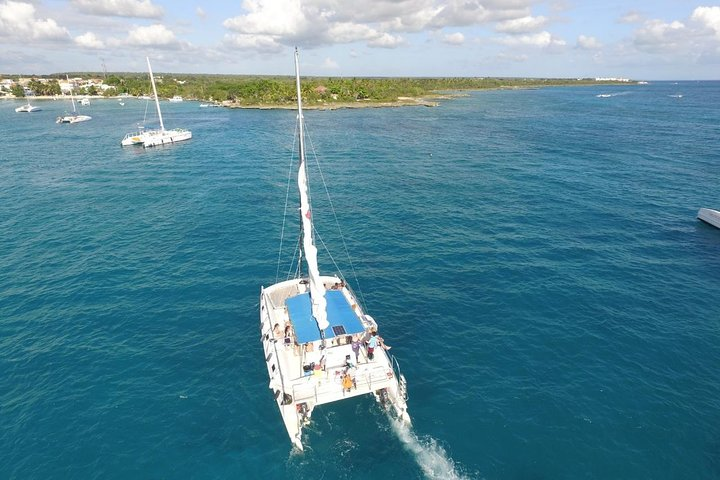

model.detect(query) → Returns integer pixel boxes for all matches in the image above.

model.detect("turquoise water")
[1,83,719,479]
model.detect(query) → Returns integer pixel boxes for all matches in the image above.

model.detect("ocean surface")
[1,82,719,480]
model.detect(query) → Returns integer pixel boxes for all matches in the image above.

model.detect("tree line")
[11,73,625,104]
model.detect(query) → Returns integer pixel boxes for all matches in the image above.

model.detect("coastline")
[1,93,447,109]
[0,83,633,110]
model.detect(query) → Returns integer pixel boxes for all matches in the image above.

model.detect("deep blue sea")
[1,82,720,480]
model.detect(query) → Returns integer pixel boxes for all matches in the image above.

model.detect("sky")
[1,0,719,79]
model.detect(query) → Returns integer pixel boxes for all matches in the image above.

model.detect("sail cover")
[295,48,328,333]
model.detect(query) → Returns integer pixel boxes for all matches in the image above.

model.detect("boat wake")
[596,91,630,98]
[388,416,475,480]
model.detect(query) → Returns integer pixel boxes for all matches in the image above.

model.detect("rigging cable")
[305,124,368,310]
[276,120,300,284]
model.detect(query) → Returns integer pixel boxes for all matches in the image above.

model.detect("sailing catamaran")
[15,102,41,113]
[57,76,91,124]
[259,48,410,451]
[121,57,191,147]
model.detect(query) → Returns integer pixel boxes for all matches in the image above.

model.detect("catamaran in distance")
[121,57,191,148]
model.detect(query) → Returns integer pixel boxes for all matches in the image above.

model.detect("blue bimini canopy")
[286,290,366,344]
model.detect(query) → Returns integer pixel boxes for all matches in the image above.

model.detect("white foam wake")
[388,416,474,480]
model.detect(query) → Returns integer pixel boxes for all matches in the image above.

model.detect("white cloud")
[75,31,105,48]
[223,0,309,37]
[495,15,547,34]
[196,7,206,19]
[691,6,720,38]
[633,19,686,53]
[577,35,602,50]
[223,33,283,53]
[368,32,404,48]
[496,52,529,62]
[126,23,177,46]
[629,6,720,57]
[619,11,644,24]
[72,0,163,19]
[497,31,566,48]
[327,22,377,43]
[442,32,465,45]
[222,0,536,50]
[0,1,69,40]
[321,57,338,69]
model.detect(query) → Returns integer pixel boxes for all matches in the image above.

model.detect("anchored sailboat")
[121,57,191,147]
[259,48,410,451]
[57,76,91,124]
[15,102,41,113]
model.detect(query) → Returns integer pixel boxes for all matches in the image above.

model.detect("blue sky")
[1,0,719,79]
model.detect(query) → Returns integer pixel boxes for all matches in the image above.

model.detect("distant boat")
[15,102,41,113]
[200,103,222,108]
[78,97,90,106]
[57,76,91,124]
[698,208,720,229]
[169,95,183,102]
[596,94,612,98]
[669,94,683,98]
[121,57,191,147]
[259,48,410,451]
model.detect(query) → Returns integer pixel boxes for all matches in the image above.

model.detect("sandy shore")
[2,94,449,109]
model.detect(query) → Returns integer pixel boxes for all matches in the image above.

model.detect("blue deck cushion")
[286,290,365,344]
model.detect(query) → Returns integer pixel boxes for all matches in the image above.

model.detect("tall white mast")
[294,47,329,333]
[146,57,165,132]
[67,75,77,113]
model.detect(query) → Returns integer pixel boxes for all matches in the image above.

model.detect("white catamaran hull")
[16,104,41,112]
[698,208,720,229]
[142,128,192,147]
[260,277,410,450]
[56,114,92,123]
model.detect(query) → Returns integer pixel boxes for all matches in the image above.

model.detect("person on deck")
[342,373,353,393]
[351,336,361,363]
[367,331,378,360]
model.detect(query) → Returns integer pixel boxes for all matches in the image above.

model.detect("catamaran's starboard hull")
[142,129,192,148]
[56,115,92,124]
[16,105,41,112]
[260,277,410,450]
[698,208,720,229]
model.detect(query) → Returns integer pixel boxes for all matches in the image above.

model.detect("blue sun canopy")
[286,290,365,344]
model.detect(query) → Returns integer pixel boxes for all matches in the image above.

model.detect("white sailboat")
[56,76,91,124]
[15,102,41,112]
[121,57,191,148]
[259,48,410,451]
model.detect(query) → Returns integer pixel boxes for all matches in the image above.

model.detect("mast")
[294,47,329,333]
[67,75,76,113]
[146,57,165,132]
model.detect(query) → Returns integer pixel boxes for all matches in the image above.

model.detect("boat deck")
[260,277,407,448]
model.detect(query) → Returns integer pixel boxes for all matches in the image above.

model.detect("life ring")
[386,371,394,379]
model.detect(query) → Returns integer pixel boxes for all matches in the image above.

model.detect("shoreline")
[0,83,633,110]
[1,93,448,109]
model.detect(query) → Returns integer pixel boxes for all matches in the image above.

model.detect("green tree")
[11,84,24,97]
